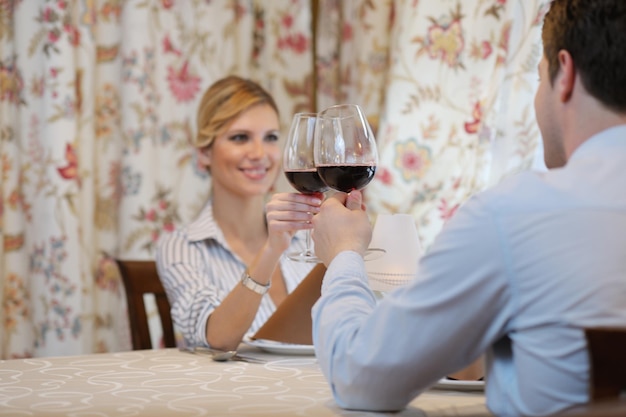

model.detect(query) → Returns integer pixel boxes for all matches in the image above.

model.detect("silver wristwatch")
[240,270,271,295]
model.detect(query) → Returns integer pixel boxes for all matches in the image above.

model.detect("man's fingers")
[346,191,363,210]
[329,192,348,205]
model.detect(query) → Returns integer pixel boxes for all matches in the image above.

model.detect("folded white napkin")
[366,213,423,292]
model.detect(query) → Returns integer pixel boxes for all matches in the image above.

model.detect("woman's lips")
[241,167,269,180]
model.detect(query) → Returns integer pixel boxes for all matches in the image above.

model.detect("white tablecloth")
[0,347,491,416]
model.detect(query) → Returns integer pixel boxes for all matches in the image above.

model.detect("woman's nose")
[247,138,266,159]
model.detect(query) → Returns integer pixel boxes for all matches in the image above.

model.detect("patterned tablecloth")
[0,347,491,417]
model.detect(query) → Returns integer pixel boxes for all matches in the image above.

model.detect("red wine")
[316,165,376,192]
[284,170,330,194]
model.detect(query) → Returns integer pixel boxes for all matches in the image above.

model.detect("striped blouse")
[155,201,316,347]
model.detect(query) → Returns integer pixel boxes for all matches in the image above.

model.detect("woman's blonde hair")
[195,75,280,149]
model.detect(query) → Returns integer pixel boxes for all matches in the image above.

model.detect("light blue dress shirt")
[156,202,315,347]
[312,125,626,417]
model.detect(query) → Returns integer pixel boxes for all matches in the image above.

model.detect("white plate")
[243,336,315,355]
[432,378,485,392]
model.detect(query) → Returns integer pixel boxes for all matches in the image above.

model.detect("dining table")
[0,343,491,417]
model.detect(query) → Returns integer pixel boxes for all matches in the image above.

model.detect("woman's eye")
[229,133,249,142]
[265,133,279,142]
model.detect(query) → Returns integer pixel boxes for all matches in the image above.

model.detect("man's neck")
[563,95,626,160]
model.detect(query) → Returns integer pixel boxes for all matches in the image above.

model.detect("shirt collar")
[185,202,224,243]
[569,124,626,162]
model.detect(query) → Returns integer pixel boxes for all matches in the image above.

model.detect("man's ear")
[557,50,576,103]
[197,147,212,168]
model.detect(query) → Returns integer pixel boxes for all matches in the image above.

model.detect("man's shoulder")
[472,170,550,212]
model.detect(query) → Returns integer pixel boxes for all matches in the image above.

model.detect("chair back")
[585,327,626,402]
[116,259,176,350]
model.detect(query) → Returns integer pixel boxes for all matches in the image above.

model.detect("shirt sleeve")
[155,230,225,347]
[311,195,514,411]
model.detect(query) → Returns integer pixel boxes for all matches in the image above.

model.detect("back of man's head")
[542,0,626,112]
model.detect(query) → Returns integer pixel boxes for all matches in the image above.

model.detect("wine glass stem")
[305,229,314,255]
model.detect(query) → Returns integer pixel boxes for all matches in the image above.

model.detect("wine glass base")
[364,248,386,261]
[287,252,323,263]
[287,248,385,263]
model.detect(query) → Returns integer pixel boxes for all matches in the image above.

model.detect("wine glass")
[283,112,329,263]
[313,103,384,259]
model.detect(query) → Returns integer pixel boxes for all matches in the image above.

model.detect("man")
[310,1,626,416]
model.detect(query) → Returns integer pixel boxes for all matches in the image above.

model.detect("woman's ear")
[197,147,212,169]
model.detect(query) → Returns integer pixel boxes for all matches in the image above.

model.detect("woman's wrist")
[261,239,286,261]
[240,269,271,295]
[243,241,281,289]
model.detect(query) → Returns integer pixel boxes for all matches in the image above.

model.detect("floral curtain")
[1,0,546,358]
[1,0,315,359]
[316,0,548,248]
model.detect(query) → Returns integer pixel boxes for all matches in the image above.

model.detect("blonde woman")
[156,76,322,351]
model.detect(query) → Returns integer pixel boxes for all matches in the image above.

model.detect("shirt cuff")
[322,251,369,291]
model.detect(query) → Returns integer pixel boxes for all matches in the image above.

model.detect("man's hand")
[311,190,372,265]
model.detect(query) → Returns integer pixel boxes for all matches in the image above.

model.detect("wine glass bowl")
[283,171,328,194]
[283,112,328,263]
[313,104,378,193]
[315,165,377,193]
[313,104,384,260]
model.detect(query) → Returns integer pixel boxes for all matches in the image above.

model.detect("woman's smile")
[240,165,272,181]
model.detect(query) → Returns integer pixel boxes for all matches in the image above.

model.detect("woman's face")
[199,103,281,198]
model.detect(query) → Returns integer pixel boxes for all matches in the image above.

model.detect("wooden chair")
[585,327,626,403]
[116,259,176,350]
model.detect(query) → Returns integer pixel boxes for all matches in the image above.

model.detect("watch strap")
[240,270,271,295]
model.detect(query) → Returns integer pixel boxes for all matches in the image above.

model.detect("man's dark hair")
[542,0,626,112]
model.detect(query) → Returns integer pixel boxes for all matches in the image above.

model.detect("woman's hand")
[265,192,323,253]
